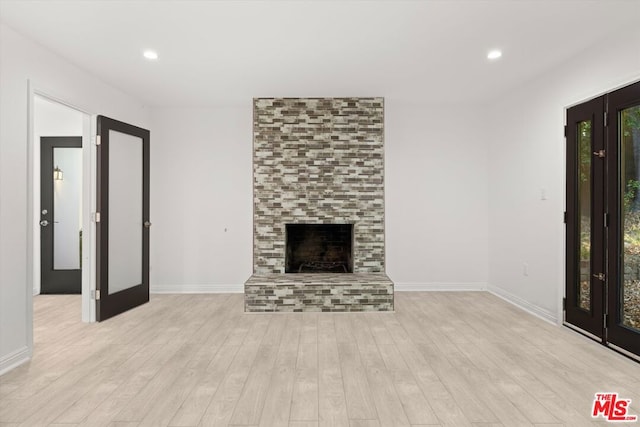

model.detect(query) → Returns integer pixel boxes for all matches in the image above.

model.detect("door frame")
[27,83,96,332]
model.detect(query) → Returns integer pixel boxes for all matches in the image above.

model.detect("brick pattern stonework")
[252,97,385,274]
[245,274,394,312]
[246,97,393,312]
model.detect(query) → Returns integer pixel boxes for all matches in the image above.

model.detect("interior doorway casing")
[28,83,96,333]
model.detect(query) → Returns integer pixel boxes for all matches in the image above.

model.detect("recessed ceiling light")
[487,50,502,60]
[143,50,159,60]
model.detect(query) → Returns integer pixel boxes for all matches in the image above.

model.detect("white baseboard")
[143,283,560,326]
[151,284,243,294]
[394,282,487,292]
[152,283,487,293]
[0,346,30,376]
[487,284,558,325]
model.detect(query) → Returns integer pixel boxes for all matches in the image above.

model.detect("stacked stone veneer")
[245,273,393,312]
[253,97,385,273]
[246,97,393,312]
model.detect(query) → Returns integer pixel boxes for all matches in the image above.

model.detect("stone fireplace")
[244,97,394,312]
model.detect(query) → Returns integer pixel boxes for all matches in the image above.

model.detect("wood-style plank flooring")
[1,292,639,426]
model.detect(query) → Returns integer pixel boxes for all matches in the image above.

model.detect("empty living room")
[1,1,640,426]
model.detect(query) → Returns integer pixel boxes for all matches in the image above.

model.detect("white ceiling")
[1,0,638,107]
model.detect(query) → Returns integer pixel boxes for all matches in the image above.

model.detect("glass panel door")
[40,137,82,294]
[607,81,640,357]
[96,116,150,321]
[567,81,640,359]
[565,96,605,338]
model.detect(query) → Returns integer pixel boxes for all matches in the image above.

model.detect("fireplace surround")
[244,97,393,312]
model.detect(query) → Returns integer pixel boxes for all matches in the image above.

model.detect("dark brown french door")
[96,116,150,321]
[566,80,640,358]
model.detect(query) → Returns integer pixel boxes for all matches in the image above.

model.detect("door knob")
[40,220,49,227]
[144,221,152,228]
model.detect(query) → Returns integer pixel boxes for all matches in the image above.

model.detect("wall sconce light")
[54,166,63,181]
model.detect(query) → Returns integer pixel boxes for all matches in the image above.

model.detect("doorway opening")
[31,93,92,323]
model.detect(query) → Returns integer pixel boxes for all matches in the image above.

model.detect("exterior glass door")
[566,80,640,358]
[566,97,605,338]
[607,81,640,357]
[40,137,82,294]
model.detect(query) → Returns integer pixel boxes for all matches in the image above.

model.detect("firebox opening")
[285,224,353,273]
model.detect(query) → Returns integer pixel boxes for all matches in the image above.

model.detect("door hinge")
[563,211,567,224]
[604,313,609,327]
[604,111,608,127]
[564,125,568,138]
[593,149,606,158]
[94,212,101,223]
[96,135,101,146]
[92,289,100,300]
[604,212,610,228]
[563,297,566,310]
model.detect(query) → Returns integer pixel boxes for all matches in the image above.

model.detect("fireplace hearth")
[286,224,353,273]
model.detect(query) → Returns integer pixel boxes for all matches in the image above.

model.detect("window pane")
[108,130,143,295]
[578,120,592,311]
[53,147,82,270]
[621,105,640,331]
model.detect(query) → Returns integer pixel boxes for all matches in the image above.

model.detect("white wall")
[487,25,640,323]
[149,103,490,292]
[386,102,489,289]
[33,96,84,294]
[149,107,253,292]
[0,23,149,374]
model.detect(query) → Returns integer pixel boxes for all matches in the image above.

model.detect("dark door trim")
[40,136,82,294]
[96,115,150,321]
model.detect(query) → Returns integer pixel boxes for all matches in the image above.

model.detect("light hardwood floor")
[1,292,639,426]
